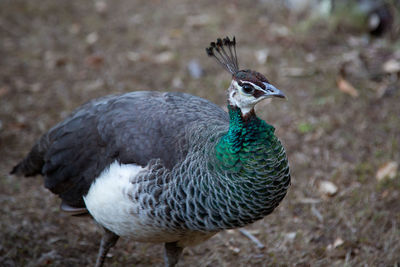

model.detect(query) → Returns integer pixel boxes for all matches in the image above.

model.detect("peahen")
[11,37,291,267]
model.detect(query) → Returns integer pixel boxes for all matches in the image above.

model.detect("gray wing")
[11,91,229,208]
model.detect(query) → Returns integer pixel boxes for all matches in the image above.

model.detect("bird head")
[206,37,285,115]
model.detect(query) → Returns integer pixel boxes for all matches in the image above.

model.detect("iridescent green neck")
[215,105,275,171]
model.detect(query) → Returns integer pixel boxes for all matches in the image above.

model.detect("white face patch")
[228,80,267,115]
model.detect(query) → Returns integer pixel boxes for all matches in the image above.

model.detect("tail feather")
[11,142,46,177]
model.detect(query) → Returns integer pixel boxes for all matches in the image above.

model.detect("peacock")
[11,37,291,267]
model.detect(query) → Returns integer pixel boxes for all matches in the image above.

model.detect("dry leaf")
[337,77,359,97]
[9,122,28,131]
[318,180,338,197]
[55,57,68,67]
[0,86,10,97]
[85,55,104,68]
[381,189,390,198]
[376,161,398,182]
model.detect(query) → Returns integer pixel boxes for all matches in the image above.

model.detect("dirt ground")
[1,0,399,266]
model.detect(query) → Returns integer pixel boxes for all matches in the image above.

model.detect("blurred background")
[1,0,399,266]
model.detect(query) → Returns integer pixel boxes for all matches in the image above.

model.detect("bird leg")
[95,227,119,267]
[164,242,184,267]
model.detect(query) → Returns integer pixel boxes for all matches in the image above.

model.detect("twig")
[297,197,321,204]
[311,204,324,223]
[238,229,265,249]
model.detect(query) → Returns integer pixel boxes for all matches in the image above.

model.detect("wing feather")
[12,91,229,208]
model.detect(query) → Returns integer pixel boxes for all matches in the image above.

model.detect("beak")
[263,83,286,99]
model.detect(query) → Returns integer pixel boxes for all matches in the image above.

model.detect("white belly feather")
[84,161,216,245]
[84,161,146,237]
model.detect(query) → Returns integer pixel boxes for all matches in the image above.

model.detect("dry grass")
[1,0,399,266]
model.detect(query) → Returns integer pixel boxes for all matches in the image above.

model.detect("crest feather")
[206,36,239,74]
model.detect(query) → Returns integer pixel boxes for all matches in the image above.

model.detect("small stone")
[282,67,311,77]
[186,15,210,27]
[95,1,107,14]
[333,238,344,248]
[305,53,316,63]
[154,52,174,64]
[172,77,183,88]
[327,237,344,250]
[318,180,338,197]
[69,24,81,35]
[382,59,400,73]
[285,232,296,241]
[30,83,41,93]
[129,14,143,25]
[85,80,104,91]
[187,59,203,79]
[228,245,241,254]
[86,32,99,45]
[255,49,269,64]
[270,23,290,37]
[106,252,113,258]
[126,51,141,62]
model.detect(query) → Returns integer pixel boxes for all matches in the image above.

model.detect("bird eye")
[242,84,254,94]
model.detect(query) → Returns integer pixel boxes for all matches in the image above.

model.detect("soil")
[1,0,399,266]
